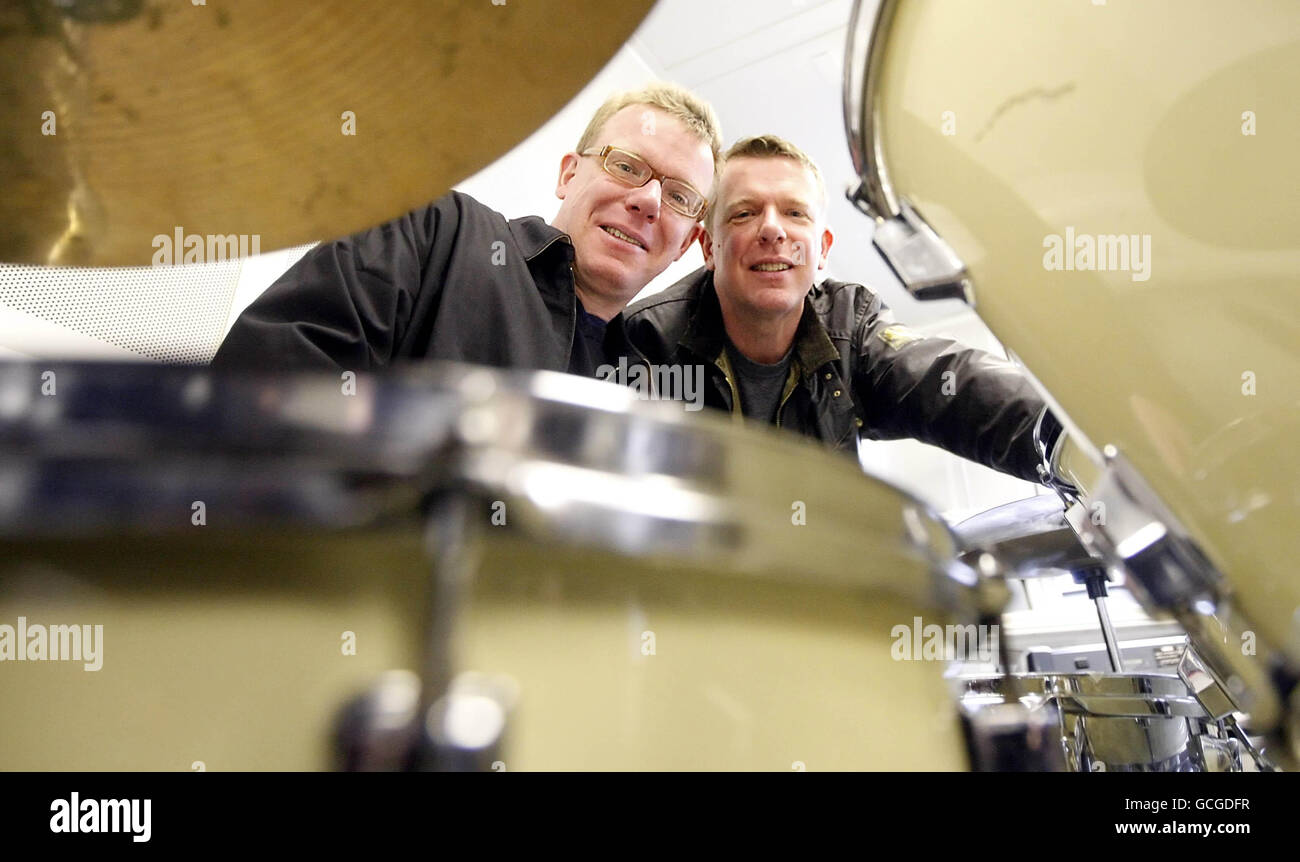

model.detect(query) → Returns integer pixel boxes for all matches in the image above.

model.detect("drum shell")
[872,0,1300,674]
[0,529,429,771]
[460,536,970,771]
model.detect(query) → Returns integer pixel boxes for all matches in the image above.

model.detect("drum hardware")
[408,492,517,773]
[1220,715,1278,773]
[960,698,1068,772]
[842,0,971,304]
[447,364,995,614]
[1075,568,1123,673]
[851,199,973,305]
[1035,426,1293,767]
[1032,407,1083,508]
[418,672,517,773]
[958,672,1254,772]
[1069,443,1296,753]
[335,493,514,773]
[954,490,1281,771]
[953,438,1292,773]
[953,494,1124,673]
[333,670,423,772]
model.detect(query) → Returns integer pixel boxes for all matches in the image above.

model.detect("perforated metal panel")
[0,260,242,364]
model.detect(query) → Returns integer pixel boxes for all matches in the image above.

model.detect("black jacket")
[619,270,1054,483]
[211,192,587,372]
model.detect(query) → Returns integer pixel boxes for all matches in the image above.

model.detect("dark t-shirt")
[567,299,611,377]
[725,339,793,423]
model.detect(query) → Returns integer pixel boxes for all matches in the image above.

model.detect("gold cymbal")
[1,0,654,266]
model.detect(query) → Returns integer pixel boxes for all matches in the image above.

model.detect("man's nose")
[626,178,661,221]
[758,208,786,243]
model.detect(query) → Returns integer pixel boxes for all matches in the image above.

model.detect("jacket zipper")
[714,351,745,425]
[774,362,800,428]
[626,338,659,398]
[566,266,579,363]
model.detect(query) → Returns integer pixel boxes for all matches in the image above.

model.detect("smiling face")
[551,105,716,320]
[704,155,834,326]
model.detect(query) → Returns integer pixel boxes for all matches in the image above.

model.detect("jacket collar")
[508,216,575,262]
[679,273,840,376]
[508,217,578,366]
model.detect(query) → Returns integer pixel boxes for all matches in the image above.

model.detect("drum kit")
[1,0,1296,771]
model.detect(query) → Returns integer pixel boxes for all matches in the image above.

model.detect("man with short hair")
[212,83,720,376]
[619,134,1059,482]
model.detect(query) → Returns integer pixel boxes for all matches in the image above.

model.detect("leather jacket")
[618,269,1056,483]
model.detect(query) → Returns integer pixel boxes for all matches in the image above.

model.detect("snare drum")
[0,364,446,770]
[958,673,1234,772]
[441,366,992,770]
[0,363,990,770]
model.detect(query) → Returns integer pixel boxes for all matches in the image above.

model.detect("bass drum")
[847,0,1300,755]
[0,363,988,770]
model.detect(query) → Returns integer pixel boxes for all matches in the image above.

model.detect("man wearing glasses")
[212,83,719,376]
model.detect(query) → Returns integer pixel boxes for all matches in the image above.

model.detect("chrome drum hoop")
[959,672,1240,772]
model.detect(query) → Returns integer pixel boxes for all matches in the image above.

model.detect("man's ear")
[699,225,717,271]
[555,152,581,200]
[674,223,705,263]
[816,225,834,269]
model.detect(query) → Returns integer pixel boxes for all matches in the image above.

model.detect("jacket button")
[855,418,864,428]
[824,372,832,380]
[833,389,841,398]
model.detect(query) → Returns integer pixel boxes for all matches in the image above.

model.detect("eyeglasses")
[580,146,708,219]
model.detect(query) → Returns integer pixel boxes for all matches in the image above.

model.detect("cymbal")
[1,0,654,266]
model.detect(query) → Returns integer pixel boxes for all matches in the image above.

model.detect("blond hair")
[576,82,723,187]
[708,135,826,228]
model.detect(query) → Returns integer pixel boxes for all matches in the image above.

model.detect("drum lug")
[333,670,518,771]
[1178,647,1238,721]
[418,672,519,772]
[960,699,1068,771]
[333,670,423,772]
[858,198,975,305]
[1193,729,1244,773]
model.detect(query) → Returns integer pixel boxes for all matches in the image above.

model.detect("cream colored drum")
[441,366,995,771]
[0,364,442,770]
[0,363,992,770]
[845,0,1300,762]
